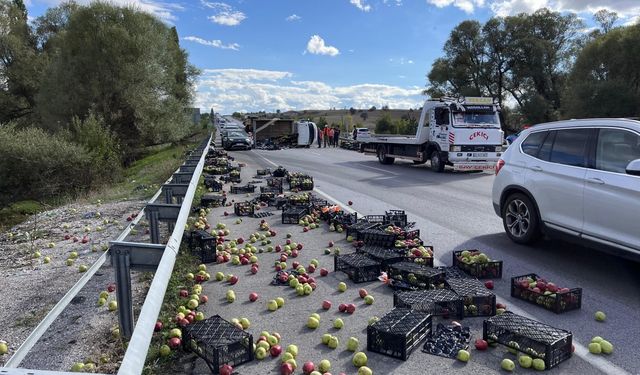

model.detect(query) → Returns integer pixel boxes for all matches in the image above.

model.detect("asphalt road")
[194,146,640,375]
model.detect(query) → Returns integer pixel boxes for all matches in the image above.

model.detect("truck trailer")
[358,97,504,172]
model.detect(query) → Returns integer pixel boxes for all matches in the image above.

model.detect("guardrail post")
[112,247,134,338]
[147,210,160,244]
[172,172,193,184]
[179,165,196,173]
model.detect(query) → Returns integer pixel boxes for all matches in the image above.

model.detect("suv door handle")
[530,166,543,172]
[587,177,605,185]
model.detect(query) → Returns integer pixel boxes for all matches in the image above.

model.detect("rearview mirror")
[626,159,640,176]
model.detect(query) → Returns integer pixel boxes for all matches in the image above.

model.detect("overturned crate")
[282,206,308,224]
[229,184,256,194]
[483,312,573,370]
[185,229,217,263]
[357,245,434,270]
[388,261,446,290]
[183,315,254,374]
[446,278,496,317]
[260,185,283,195]
[334,253,382,283]
[200,193,226,208]
[367,308,432,360]
[511,274,582,314]
[394,289,464,320]
[385,210,408,227]
[452,250,503,279]
[234,201,255,217]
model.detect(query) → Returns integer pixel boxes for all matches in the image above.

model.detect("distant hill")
[276,108,421,131]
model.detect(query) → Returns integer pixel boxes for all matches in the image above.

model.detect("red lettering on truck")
[469,131,489,141]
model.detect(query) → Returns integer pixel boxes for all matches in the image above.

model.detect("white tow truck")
[358,97,504,172]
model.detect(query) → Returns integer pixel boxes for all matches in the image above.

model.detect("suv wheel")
[502,193,541,244]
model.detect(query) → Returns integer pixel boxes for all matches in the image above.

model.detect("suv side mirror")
[626,159,640,176]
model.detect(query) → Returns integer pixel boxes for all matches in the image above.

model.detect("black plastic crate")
[346,220,380,239]
[256,168,271,176]
[260,185,283,194]
[183,315,254,374]
[357,246,434,270]
[367,308,432,360]
[310,198,330,209]
[483,312,573,370]
[330,211,358,228]
[234,201,255,217]
[435,266,473,280]
[446,278,496,317]
[511,274,582,314]
[200,193,226,208]
[204,165,228,175]
[385,210,408,227]
[229,184,256,194]
[334,253,382,283]
[270,197,289,208]
[258,192,276,203]
[266,177,284,189]
[220,174,241,183]
[289,176,314,191]
[358,228,396,248]
[389,261,446,289]
[287,194,311,207]
[452,250,503,279]
[272,166,288,177]
[187,230,217,264]
[282,207,308,224]
[393,289,464,319]
[204,177,223,192]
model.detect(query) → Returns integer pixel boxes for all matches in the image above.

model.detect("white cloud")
[183,36,240,50]
[194,68,423,113]
[36,0,183,21]
[489,0,640,18]
[286,14,302,21]
[428,0,485,13]
[489,0,549,16]
[202,1,246,26]
[383,0,403,6]
[306,35,340,56]
[350,0,372,12]
[389,57,415,65]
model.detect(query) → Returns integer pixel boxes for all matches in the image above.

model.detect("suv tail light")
[495,159,505,175]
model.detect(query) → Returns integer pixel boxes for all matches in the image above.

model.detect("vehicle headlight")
[450,145,461,152]
[495,146,502,152]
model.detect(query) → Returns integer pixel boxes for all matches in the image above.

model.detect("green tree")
[593,9,618,34]
[562,24,640,118]
[375,114,395,134]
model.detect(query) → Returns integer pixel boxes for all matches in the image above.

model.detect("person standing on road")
[333,127,340,147]
[328,127,335,147]
[352,128,357,141]
[317,127,323,148]
[323,126,330,148]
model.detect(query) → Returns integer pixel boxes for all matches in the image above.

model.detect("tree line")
[425,8,640,130]
[0,0,198,206]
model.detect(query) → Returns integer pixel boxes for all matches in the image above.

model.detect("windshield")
[452,111,499,128]
[228,132,246,138]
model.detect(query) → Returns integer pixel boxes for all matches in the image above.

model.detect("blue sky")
[25,0,640,114]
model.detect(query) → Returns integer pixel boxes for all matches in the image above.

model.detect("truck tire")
[377,146,395,165]
[430,151,445,172]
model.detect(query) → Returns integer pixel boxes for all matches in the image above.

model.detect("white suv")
[492,119,640,259]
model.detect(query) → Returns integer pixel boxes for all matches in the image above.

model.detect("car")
[492,118,640,260]
[223,131,252,150]
[505,132,520,145]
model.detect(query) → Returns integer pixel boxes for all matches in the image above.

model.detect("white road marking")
[258,150,630,375]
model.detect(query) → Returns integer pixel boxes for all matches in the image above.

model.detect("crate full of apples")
[511,273,582,314]
[453,250,503,279]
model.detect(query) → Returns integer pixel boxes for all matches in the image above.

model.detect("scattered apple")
[322,300,332,310]
[108,301,117,311]
[456,349,470,362]
[501,358,515,371]
[318,359,331,373]
[333,318,344,329]
[595,311,606,322]
[364,295,374,305]
[518,355,533,368]
[338,282,347,292]
[347,337,359,352]
[352,351,368,367]
[532,358,546,371]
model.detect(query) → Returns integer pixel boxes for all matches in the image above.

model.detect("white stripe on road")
[259,151,630,375]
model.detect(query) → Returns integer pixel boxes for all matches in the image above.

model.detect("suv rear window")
[520,131,547,157]
[548,129,591,167]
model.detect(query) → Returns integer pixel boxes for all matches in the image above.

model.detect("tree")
[593,9,618,34]
[359,112,368,121]
[36,3,198,153]
[349,107,356,115]
[375,114,395,134]
[317,116,327,128]
[562,25,640,118]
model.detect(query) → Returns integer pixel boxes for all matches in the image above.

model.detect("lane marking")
[257,150,630,375]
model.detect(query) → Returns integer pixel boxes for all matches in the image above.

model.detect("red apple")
[270,230,277,236]
[229,275,239,285]
[286,239,292,245]
[237,237,244,244]
[346,304,356,314]
[348,200,353,205]
[223,211,229,216]
[307,277,316,284]
[251,267,258,275]
[126,216,133,222]
[309,282,317,290]
[322,300,332,310]
[320,268,329,277]
[297,243,303,250]
[297,275,308,284]
[328,241,334,247]
[303,227,309,232]
[270,344,282,357]
[292,261,300,269]
[249,292,259,302]
[179,289,189,298]
[484,280,494,290]
[168,337,181,348]
[220,364,233,375]
[275,245,283,252]
[185,314,194,323]
[72,236,78,242]
[107,283,116,293]
[200,295,208,303]
[275,264,283,272]
[178,318,190,327]
[338,303,347,313]
[474,339,488,350]
[303,361,315,374]
[291,250,299,258]
[81,236,89,244]
[240,257,249,265]
[359,289,368,298]
[64,234,71,240]
[280,362,294,375]
[154,321,163,331]
[280,254,288,262]
[307,265,316,273]
[217,255,225,263]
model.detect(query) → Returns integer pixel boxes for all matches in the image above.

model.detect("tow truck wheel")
[377,146,395,165]
[430,151,445,173]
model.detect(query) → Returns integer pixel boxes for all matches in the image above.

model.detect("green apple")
[289,278,299,288]
[257,341,270,351]
[97,297,106,306]
[588,342,602,354]
[347,337,359,352]
[591,336,604,343]
[169,328,182,338]
[240,318,250,329]
[43,256,51,264]
[267,335,279,347]
[456,349,470,362]
[532,358,546,371]
[296,285,305,296]
[358,367,373,375]
[352,351,368,367]
[333,318,344,329]
[364,295,374,305]
[47,242,55,248]
[0,341,8,355]
[518,355,533,368]
[267,300,278,311]
[70,362,85,372]
[318,359,331,373]
[595,311,606,322]
[600,340,613,354]
[303,284,313,295]
[307,317,320,329]
[281,352,294,363]
[310,313,320,320]
[78,264,88,273]
[501,358,515,371]
[33,251,41,259]
[108,301,117,311]
[321,333,332,345]
[255,347,267,360]
[286,344,298,358]
[338,282,347,292]
[286,359,297,370]
[368,317,380,325]
[328,336,339,349]
[276,297,285,307]
[159,344,171,357]
[69,251,79,259]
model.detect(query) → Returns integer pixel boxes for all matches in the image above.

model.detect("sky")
[24,0,640,114]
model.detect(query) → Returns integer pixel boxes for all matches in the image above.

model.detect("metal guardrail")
[1,135,212,375]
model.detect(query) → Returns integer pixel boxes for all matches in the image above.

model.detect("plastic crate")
[200,193,226,208]
[346,221,380,239]
[446,278,496,317]
[385,210,408,227]
[258,192,276,203]
[393,289,464,319]
[203,165,228,175]
[334,253,382,283]
[511,274,582,314]
[272,167,288,177]
[282,207,308,224]
[357,228,395,247]
[260,185,283,194]
[483,312,573,370]
[289,176,314,191]
[220,174,241,183]
[183,315,254,374]
[330,211,358,228]
[270,197,289,208]
[266,177,284,189]
[204,177,223,192]
[452,250,503,279]
[229,184,256,194]
[187,230,217,264]
[287,194,311,207]
[435,266,473,280]
[256,169,271,176]
[367,308,432,360]
[357,245,434,270]
[310,198,330,209]
[389,261,446,289]
[234,201,255,217]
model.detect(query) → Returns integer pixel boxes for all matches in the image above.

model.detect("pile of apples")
[407,246,434,259]
[394,238,422,248]
[457,250,491,264]
[190,208,212,231]
[96,283,118,312]
[328,223,344,233]
[299,213,321,231]
[279,259,320,297]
